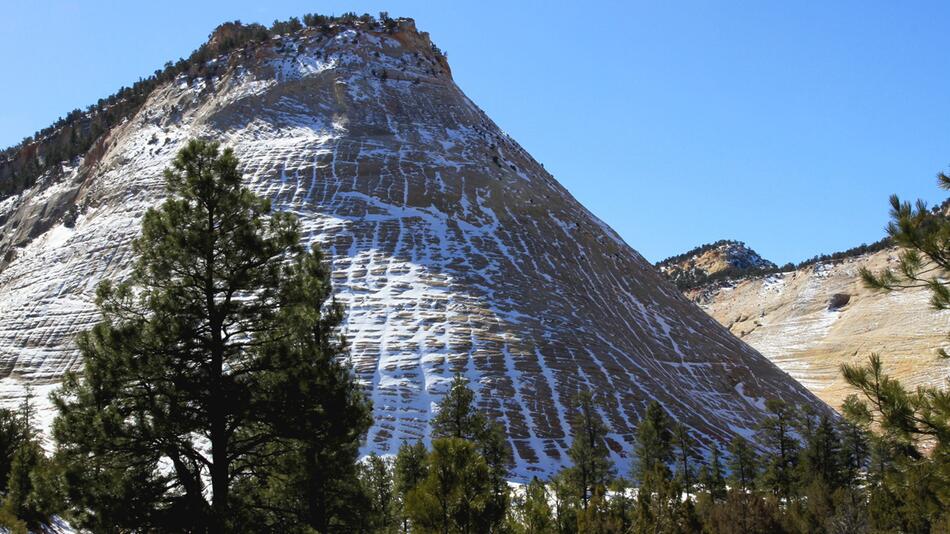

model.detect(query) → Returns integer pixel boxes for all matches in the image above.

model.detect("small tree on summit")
[52,139,371,532]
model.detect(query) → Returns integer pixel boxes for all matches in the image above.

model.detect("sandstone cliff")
[669,245,950,409]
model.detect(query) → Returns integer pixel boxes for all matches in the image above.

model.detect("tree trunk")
[206,202,230,530]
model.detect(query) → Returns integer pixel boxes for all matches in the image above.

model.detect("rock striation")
[671,245,950,409]
[0,19,826,478]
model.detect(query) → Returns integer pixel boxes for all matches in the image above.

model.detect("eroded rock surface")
[692,249,950,409]
[0,20,824,478]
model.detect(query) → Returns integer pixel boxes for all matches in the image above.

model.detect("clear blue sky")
[2,1,949,265]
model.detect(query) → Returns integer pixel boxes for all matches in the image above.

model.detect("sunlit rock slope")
[676,246,950,409]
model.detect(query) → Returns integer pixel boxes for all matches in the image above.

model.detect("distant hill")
[656,240,778,290]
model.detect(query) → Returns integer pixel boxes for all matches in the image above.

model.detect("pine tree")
[836,417,869,491]
[799,414,842,490]
[516,477,554,534]
[430,373,511,530]
[359,453,397,533]
[2,440,63,529]
[699,444,726,502]
[633,401,679,532]
[607,477,633,533]
[758,399,800,503]
[395,441,428,533]
[549,471,579,534]
[842,358,950,531]
[634,401,673,486]
[52,139,371,532]
[727,437,758,492]
[393,441,427,534]
[404,438,492,534]
[0,409,29,495]
[860,179,950,316]
[431,373,486,441]
[564,391,614,511]
[850,179,950,529]
[479,420,513,531]
[672,423,697,498]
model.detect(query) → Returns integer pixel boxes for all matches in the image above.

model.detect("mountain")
[0,17,826,479]
[656,240,778,291]
[663,242,950,409]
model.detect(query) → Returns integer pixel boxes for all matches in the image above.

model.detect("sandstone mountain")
[657,240,778,290]
[0,17,826,478]
[663,243,950,409]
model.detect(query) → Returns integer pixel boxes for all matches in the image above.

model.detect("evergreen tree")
[404,438,492,534]
[634,401,673,486]
[394,441,428,533]
[758,399,800,503]
[564,391,614,511]
[575,486,613,534]
[842,356,950,531]
[851,179,950,529]
[606,477,633,533]
[860,178,950,316]
[359,454,397,533]
[430,373,511,530]
[672,423,697,498]
[727,437,758,492]
[836,417,870,491]
[633,401,680,532]
[478,421,513,531]
[52,139,370,532]
[700,490,787,534]
[514,477,554,534]
[698,444,726,502]
[549,472,579,534]
[431,373,485,441]
[799,414,842,489]
[2,440,63,529]
[0,409,29,495]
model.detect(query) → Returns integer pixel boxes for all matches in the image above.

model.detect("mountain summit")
[0,17,825,478]
[656,240,778,290]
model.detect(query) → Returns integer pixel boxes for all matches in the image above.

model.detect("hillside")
[656,240,778,290]
[662,242,950,409]
[0,16,826,479]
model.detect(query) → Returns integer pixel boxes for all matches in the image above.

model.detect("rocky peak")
[656,240,777,290]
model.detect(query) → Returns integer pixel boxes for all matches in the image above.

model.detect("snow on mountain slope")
[0,19,826,478]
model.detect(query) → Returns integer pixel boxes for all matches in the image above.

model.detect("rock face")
[0,19,825,478]
[657,240,777,290]
[678,247,950,409]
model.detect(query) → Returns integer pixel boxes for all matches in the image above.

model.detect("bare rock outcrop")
[690,249,950,409]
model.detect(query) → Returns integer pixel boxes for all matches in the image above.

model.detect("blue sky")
[2,1,948,265]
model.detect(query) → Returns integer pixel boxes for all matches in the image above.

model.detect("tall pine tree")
[564,391,614,512]
[52,139,370,532]
[758,399,800,503]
